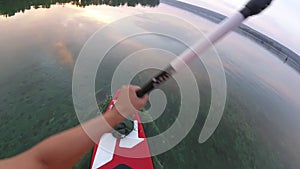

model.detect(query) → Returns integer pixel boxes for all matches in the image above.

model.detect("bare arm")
[0,85,148,169]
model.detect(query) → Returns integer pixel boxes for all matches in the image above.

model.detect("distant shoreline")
[161,0,300,74]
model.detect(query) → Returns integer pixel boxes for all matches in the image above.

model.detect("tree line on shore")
[0,0,160,17]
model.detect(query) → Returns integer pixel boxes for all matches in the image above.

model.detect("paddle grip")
[240,0,273,18]
[136,66,175,98]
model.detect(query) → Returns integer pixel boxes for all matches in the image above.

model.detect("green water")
[1,1,300,169]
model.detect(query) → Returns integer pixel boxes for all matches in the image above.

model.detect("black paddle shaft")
[135,0,273,98]
[136,65,175,98]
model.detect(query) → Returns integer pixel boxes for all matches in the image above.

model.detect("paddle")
[136,0,273,97]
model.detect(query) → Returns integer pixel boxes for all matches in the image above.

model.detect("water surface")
[0,2,300,169]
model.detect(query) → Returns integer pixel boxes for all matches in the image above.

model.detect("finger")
[130,85,141,91]
[129,86,142,94]
[141,94,149,101]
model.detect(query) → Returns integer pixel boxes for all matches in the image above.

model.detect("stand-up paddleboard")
[90,90,154,169]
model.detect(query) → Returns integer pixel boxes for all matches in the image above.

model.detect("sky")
[177,0,300,55]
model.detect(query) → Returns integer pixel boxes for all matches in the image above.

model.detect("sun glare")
[64,3,135,24]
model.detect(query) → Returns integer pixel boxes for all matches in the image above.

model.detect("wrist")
[103,108,125,127]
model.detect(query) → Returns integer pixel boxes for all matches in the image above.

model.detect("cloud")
[54,42,75,68]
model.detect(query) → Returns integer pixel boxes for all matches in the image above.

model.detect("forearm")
[0,85,148,169]
[28,109,124,169]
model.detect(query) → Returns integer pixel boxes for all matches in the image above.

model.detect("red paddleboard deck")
[90,90,154,169]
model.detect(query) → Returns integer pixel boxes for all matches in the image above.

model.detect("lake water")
[0,1,300,169]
